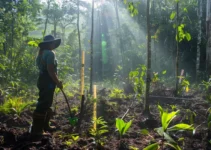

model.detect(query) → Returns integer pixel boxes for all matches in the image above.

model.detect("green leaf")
[164,142,181,150]
[140,129,150,135]
[161,110,180,130]
[158,105,164,116]
[170,11,176,20]
[185,32,191,41]
[167,123,194,132]
[116,118,125,136]
[123,120,132,135]
[155,127,164,136]
[129,146,139,150]
[163,132,176,143]
[183,8,188,12]
[143,142,160,150]
[0,64,6,70]
[162,70,167,75]
[28,41,38,47]
[178,137,184,142]
[72,135,79,141]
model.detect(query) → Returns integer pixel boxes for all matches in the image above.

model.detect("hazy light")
[41,0,93,4]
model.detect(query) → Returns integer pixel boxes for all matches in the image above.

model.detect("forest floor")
[0,87,210,150]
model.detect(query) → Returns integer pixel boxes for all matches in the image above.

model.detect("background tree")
[90,0,94,94]
[43,0,51,37]
[175,0,179,96]
[143,0,151,116]
[43,1,63,37]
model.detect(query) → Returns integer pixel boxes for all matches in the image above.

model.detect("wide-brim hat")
[39,35,61,49]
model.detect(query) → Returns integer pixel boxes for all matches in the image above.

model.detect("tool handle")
[61,89,72,116]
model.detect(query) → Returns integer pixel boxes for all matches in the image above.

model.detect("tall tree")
[143,0,151,116]
[77,0,82,65]
[90,0,94,94]
[113,0,124,73]
[196,0,202,81]
[44,2,63,38]
[43,0,51,37]
[175,0,179,96]
[59,0,76,44]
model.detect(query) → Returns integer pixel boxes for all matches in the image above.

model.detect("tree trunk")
[62,27,65,44]
[11,12,14,48]
[114,0,124,77]
[143,0,151,116]
[206,0,211,76]
[175,1,179,96]
[89,0,94,95]
[152,0,157,71]
[196,0,202,81]
[77,0,82,67]
[3,42,6,55]
[54,19,57,38]
[43,0,50,37]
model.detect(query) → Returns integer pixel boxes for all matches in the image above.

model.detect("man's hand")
[57,81,63,90]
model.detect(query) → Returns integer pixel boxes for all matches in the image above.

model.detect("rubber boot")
[44,108,56,132]
[30,111,50,140]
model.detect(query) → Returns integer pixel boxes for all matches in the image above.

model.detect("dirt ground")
[0,88,210,150]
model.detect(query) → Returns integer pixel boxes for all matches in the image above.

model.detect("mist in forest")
[82,0,180,87]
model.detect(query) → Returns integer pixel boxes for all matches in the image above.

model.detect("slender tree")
[90,0,94,94]
[196,0,202,81]
[143,0,151,116]
[43,0,50,37]
[175,1,179,96]
[44,2,63,38]
[113,0,124,66]
[77,0,82,64]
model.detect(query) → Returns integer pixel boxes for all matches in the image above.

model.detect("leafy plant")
[151,70,167,91]
[59,133,79,147]
[178,76,190,95]
[109,88,126,99]
[184,109,196,125]
[112,65,123,85]
[116,118,132,139]
[200,79,211,103]
[144,105,194,150]
[200,79,211,91]
[175,24,191,42]
[170,105,177,111]
[207,108,211,130]
[0,97,36,116]
[70,106,79,115]
[129,65,146,98]
[89,117,109,146]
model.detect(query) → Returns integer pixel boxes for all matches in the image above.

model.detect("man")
[31,35,63,139]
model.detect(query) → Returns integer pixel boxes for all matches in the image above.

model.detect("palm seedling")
[144,105,194,150]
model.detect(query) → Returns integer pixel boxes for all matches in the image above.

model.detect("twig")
[121,101,134,120]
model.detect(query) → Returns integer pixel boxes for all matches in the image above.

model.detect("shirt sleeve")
[46,51,55,65]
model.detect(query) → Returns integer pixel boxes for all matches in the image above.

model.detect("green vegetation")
[109,88,126,99]
[129,65,146,99]
[144,105,194,150]
[116,118,132,139]
[89,117,109,146]
[0,97,36,116]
